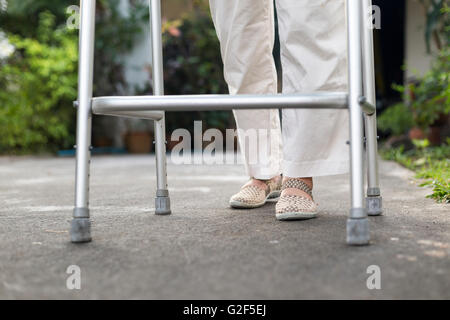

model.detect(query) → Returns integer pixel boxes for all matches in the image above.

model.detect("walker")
[71,0,383,245]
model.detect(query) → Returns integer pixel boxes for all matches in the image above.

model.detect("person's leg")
[275,0,348,219]
[209,0,283,208]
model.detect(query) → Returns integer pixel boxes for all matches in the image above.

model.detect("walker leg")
[346,0,370,245]
[154,120,171,215]
[149,0,171,215]
[364,113,383,216]
[362,0,382,216]
[71,0,96,243]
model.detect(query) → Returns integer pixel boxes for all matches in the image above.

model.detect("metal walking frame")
[70,0,383,245]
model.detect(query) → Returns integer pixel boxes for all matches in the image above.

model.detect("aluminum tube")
[149,0,168,191]
[362,0,380,195]
[92,92,348,112]
[93,110,164,121]
[74,0,96,211]
[150,0,164,96]
[347,0,366,215]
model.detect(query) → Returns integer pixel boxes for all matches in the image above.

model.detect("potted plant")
[124,119,154,154]
[391,49,450,145]
[399,1,450,143]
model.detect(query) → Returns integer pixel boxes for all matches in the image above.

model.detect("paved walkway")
[0,155,448,299]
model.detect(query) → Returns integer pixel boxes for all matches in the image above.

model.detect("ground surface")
[0,155,448,299]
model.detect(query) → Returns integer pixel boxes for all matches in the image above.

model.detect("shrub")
[377,102,414,136]
[382,48,450,134]
[0,0,149,153]
[406,49,450,129]
[0,12,78,153]
[380,2,449,136]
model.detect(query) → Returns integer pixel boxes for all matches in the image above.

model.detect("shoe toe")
[275,194,318,220]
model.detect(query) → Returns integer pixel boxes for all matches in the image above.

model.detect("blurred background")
[0,0,448,202]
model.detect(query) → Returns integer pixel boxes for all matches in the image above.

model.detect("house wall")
[405,0,438,80]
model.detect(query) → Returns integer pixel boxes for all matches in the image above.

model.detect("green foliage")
[0,0,74,37]
[418,0,449,52]
[377,102,414,136]
[417,159,450,203]
[381,139,450,203]
[0,12,78,153]
[3,0,148,96]
[0,0,148,153]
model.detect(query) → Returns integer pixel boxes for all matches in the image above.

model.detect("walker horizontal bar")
[75,100,165,120]
[93,110,164,120]
[91,92,349,114]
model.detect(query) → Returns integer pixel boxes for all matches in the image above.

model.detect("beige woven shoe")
[230,178,282,209]
[276,179,318,220]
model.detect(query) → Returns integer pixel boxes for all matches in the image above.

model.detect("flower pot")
[408,127,426,140]
[93,136,112,148]
[125,132,153,154]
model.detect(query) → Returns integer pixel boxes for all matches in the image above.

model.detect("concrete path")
[0,155,448,299]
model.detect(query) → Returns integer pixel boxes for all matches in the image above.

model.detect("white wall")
[405,0,438,81]
[123,28,153,93]
[121,0,153,93]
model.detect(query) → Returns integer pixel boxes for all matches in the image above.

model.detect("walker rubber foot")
[155,196,171,215]
[70,217,92,243]
[346,217,370,246]
[366,196,383,216]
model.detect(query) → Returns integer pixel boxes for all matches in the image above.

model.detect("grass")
[381,139,450,203]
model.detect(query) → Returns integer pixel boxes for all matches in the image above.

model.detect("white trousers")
[209,0,350,179]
